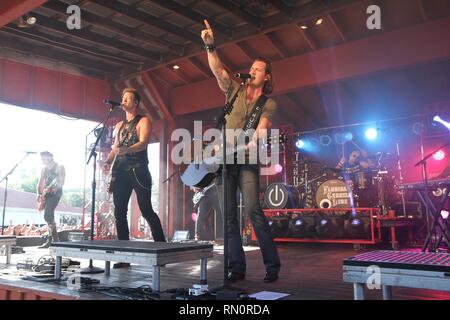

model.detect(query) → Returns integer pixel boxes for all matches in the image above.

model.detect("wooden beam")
[0,0,47,28]
[187,57,211,78]
[212,0,261,28]
[94,0,201,45]
[165,66,190,85]
[43,0,183,56]
[416,0,427,22]
[263,33,288,59]
[2,25,136,67]
[140,72,175,127]
[0,31,120,75]
[235,42,255,62]
[266,0,293,18]
[170,16,450,115]
[150,0,232,37]
[327,13,347,42]
[26,12,161,61]
[295,25,317,51]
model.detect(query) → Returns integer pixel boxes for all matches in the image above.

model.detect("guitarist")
[191,182,223,241]
[102,88,166,268]
[201,20,280,283]
[36,151,65,248]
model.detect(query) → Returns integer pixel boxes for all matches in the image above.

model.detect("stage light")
[433,150,446,161]
[319,134,331,146]
[289,215,315,238]
[412,122,425,135]
[365,128,378,140]
[172,64,180,70]
[345,216,369,239]
[299,24,308,30]
[26,15,37,25]
[315,18,323,25]
[433,115,450,130]
[295,139,305,149]
[268,216,290,238]
[315,214,345,238]
[441,210,449,220]
[274,163,283,174]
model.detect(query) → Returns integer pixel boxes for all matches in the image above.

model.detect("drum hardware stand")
[396,141,407,217]
[293,152,300,188]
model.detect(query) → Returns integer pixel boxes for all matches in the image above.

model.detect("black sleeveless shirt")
[115,115,149,171]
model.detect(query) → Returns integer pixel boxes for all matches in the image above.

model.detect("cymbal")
[322,166,342,174]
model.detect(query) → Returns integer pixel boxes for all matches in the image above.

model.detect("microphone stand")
[1,153,32,235]
[80,105,116,274]
[214,81,245,291]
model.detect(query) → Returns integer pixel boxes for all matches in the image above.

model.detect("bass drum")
[264,183,300,209]
[315,179,353,208]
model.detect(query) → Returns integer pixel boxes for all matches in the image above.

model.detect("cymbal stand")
[396,141,407,217]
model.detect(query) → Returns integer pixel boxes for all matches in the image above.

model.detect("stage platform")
[1,241,450,300]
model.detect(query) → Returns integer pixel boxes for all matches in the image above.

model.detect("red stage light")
[433,150,446,161]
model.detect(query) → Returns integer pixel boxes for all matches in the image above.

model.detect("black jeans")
[44,191,62,224]
[218,164,280,275]
[113,165,166,242]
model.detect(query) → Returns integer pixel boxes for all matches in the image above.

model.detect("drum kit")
[265,152,400,214]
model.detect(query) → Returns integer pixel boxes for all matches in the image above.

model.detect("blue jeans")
[218,164,280,275]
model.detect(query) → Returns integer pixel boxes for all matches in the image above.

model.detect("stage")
[1,241,450,300]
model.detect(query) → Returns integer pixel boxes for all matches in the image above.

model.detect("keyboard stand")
[416,185,450,252]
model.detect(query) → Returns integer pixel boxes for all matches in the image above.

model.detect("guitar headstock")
[266,133,287,145]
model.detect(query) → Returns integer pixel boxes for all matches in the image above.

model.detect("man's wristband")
[205,44,216,53]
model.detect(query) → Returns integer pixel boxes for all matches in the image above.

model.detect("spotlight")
[172,64,180,70]
[295,139,305,149]
[433,150,446,161]
[26,15,37,25]
[433,115,450,130]
[319,134,331,146]
[289,215,316,238]
[315,18,323,25]
[365,128,378,140]
[441,210,449,220]
[299,24,308,30]
[268,216,290,238]
[274,163,283,174]
[412,122,425,135]
[345,216,369,239]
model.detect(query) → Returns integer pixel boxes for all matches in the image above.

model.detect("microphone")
[24,151,37,154]
[103,99,122,108]
[234,73,255,80]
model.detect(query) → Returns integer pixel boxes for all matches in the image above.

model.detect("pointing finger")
[204,19,211,30]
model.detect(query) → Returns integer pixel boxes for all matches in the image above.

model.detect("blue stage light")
[365,128,378,140]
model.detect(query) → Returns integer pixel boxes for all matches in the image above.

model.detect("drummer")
[335,149,375,189]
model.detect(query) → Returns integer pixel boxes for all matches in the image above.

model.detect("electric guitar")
[37,178,58,211]
[192,183,216,205]
[106,133,127,195]
[181,133,287,188]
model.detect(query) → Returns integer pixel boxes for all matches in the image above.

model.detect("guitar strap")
[242,95,268,133]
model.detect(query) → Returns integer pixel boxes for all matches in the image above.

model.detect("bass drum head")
[315,179,352,208]
[264,183,300,209]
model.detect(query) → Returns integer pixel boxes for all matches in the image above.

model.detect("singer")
[201,19,280,283]
[102,88,166,268]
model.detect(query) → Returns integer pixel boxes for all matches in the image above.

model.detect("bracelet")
[205,44,216,53]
